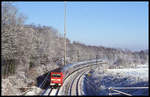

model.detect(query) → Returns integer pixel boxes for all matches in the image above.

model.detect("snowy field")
[107,64,148,82]
[83,64,149,96]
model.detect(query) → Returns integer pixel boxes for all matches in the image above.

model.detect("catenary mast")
[64,1,67,66]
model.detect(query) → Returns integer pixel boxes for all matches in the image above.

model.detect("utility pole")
[96,55,98,66]
[95,54,98,70]
[64,1,67,66]
[77,50,80,62]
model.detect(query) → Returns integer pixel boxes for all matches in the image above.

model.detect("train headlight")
[57,79,61,81]
[51,79,56,81]
[51,79,61,81]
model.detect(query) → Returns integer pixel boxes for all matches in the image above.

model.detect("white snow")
[106,64,148,81]
[50,89,57,96]
[83,64,149,96]
[24,86,42,95]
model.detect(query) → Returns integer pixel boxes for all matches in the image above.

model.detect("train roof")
[50,67,62,72]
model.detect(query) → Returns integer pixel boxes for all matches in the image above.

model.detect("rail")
[69,69,88,95]
[58,60,104,95]
[108,87,149,96]
[40,59,105,95]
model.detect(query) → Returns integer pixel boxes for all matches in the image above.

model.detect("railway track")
[58,64,97,95]
[69,69,88,95]
[57,68,87,95]
[59,64,98,96]
[76,70,87,95]
[41,60,105,96]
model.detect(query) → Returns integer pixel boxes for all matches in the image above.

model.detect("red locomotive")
[49,64,75,88]
[50,68,63,88]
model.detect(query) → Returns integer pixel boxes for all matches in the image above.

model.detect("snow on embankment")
[83,64,149,96]
[106,64,148,82]
[2,64,58,96]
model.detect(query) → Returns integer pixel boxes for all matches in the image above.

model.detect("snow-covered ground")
[83,64,149,96]
[106,64,148,82]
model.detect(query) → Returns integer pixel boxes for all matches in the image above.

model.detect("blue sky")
[11,1,148,51]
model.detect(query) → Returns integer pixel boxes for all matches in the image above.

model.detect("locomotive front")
[50,70,63,88]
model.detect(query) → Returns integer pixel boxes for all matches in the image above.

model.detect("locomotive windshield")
[52,74,61,77]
